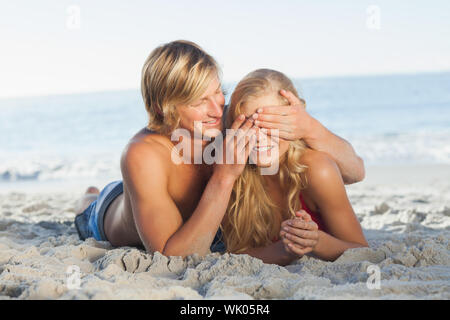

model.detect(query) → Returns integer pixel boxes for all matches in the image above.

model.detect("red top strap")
[272,193,327,242]
[299,193,327,232]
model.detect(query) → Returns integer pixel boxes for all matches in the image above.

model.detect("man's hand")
[252,89,313,141]
[214,114,257,181]
[253,89,365,184]
[280,210,320,257]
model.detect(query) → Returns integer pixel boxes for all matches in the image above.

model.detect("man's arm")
[303,116,365,185]
[121,141,236,257]
[121,116,256,257]
[254,89,365,184]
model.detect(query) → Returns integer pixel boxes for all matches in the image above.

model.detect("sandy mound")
[0,180,449,299]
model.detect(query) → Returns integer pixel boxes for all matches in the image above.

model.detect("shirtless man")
[74,40,365,258]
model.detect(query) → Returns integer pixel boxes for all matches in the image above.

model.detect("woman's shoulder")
[300,149,338,169]
[299,149,341,185]
[299,149,346,208]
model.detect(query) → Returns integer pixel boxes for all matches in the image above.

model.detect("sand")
[0,165,449,300]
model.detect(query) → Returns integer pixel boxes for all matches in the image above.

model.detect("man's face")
[176,76,225,139]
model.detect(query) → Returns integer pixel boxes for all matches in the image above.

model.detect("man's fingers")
[235,118,255,140]
[254,120,295,134]
[280,89,303,106]
[236,126,256,147]
[253,113,292,125]
[282,236,306,249]
[257,105,297,116]
[230,114,246,131]
[258,128,295,141]
[243,131,257,160]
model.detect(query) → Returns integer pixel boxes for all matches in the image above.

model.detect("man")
[75,40,364,258]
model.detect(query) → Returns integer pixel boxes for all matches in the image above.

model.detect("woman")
[220,69,369,265]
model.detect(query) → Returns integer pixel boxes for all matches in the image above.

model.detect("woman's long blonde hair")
[221,69,308,253]
[141,40,220,135]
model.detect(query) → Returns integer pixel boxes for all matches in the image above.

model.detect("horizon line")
[1,69,449,101]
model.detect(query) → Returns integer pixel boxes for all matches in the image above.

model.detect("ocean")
[1,72,449,187]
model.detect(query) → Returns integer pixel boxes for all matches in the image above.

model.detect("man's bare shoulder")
[121,129,174,174]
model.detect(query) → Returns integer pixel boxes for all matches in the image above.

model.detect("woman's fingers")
[283,226,318,240]
[281,236,306,250]
[254,119,294,132]
[287,218,318,231]
[224,118,255,161]
[295,210,312,222]
[287,242,313,256]
[284,232,317,247]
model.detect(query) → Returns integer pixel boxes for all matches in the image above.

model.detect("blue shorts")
[74,180,226,253]
[75,180,123,241]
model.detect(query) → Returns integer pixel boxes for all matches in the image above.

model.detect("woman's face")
[176,76,225,139]
[241,94,290,167]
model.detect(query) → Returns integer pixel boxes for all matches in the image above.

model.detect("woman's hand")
[280,210,320,257]
[213,114,257,181]
[252,89,314,141]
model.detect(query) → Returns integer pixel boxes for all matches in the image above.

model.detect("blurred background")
[0,0,449,191]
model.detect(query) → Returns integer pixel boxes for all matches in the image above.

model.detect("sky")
[0,0,449,98]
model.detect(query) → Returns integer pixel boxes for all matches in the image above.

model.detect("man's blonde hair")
[141,40,220,135]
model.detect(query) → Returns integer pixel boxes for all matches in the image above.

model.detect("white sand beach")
[0,165,449,300]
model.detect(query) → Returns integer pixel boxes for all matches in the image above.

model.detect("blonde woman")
[221,69,369,265]
[74,40,365,259]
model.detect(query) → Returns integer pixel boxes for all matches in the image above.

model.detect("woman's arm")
[311,230,367,262]
[281,150,368,261]
[240,240,298,266]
